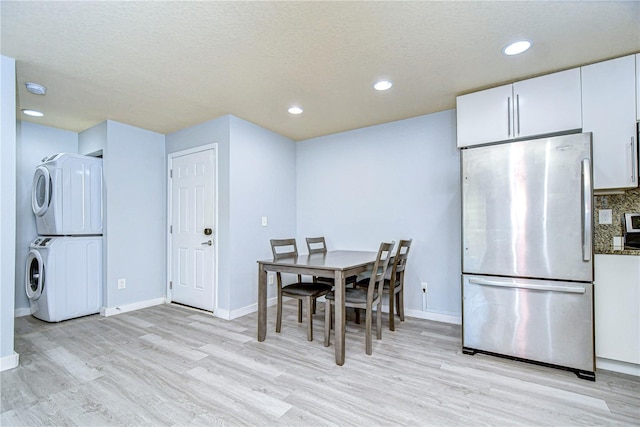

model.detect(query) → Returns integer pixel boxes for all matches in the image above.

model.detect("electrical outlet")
[118,278,126,290]
[268,273,274,285]
[421,282,428,293]
[613,236,623,251]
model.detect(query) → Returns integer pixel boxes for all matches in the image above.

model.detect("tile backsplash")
[594,187,640,255]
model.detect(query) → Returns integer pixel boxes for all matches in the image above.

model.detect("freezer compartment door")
[462,274,595,373]
[462,133,593,282]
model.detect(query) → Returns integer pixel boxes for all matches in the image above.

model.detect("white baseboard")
[403,307,462,325]
[0,352,19,372]
[100,297,167,317]
[597,357,640,377]
[221,297,277,321]
[214,308,231,320]
[225,297,461,325]
[14,307,31,318]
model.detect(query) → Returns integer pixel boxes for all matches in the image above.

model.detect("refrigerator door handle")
[468,277,586,294]
[582,158,592,262]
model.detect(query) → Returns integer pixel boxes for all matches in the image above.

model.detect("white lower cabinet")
[594,255,640,366]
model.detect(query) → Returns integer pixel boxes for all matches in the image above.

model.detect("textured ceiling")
[1,1,639,141]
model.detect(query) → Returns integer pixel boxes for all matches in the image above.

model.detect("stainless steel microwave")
[624,213,640,249]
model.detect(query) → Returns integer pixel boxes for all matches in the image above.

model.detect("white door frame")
[166,144,218,312]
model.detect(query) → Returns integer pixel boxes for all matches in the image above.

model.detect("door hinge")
[170,225,173,233]
[169,281,173,290]
[169,169,173,178]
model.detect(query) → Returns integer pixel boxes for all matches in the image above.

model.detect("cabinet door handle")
[516,94,521,136]
[631,137,637,183]
[507,97,512,137]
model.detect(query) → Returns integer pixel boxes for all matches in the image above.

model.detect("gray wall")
[166,115,296,316]
[228,116,296,311]
[13,119,165,314]
[78,120,106,155]
[166,115,232,312]
[80,121,166,309]
[14,122,78,312]
[296,110,461,316]
[1,55,17,367]
[8,107,460,328]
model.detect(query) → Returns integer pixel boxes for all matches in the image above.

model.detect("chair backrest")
[270,238,298,260]
[306,237,328,255]
[270,238,302,283]
[367,241,395,301]
[389,239,412,286]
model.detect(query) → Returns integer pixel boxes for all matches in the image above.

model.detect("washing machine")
[25,236,103,322]
[32,153,103,236]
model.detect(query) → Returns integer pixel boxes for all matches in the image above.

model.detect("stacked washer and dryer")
[25,153,103,322]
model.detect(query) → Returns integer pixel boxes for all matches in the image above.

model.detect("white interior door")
[169,148,216,311]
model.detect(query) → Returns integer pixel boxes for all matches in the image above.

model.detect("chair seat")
[282,282,332,297]
[317,275,358,285]
[355,278,399,292]
[356,268,392,283]
[383,279,401,292]
[325,288,379,304]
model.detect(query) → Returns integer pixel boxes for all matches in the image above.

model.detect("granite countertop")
[593,188,640,257]
[596,247,640,256]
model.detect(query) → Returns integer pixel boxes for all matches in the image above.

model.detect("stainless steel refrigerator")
[461,132,595,380]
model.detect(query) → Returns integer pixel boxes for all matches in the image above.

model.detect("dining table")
[257,250,378,365]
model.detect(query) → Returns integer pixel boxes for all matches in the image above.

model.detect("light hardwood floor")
[2,302,639,426]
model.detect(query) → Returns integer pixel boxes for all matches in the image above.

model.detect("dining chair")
[306,236,329,255]
[356,239,412,331]
[270,238,332,341]
[324,241,394,355]
[383,239,413,331]
[305,236,357,286]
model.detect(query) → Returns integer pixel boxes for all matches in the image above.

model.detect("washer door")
[25,250,44,300]
[32,166,51,217]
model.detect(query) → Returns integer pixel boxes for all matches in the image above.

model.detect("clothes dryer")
[32,153,103,236]
[25,236,103,322]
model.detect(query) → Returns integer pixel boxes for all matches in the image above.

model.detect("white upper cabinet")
[457,68,582,147]
[456,84,513,147]
[513,68,582,139]
[582,54,637,190]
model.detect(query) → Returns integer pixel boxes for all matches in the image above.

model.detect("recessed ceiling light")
[25,82,46,95]
[502,40,532,56]
[21,109,44,117]
[374,80,393,91]
[288,106,303,115]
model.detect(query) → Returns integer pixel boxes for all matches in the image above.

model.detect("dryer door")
[25,250,44,300]
[32,166,51,216]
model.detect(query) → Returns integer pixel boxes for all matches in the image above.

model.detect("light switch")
[599,209,613,225]
[261,216,268,227]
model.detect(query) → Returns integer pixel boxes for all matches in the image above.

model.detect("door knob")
[201,240,212,246]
